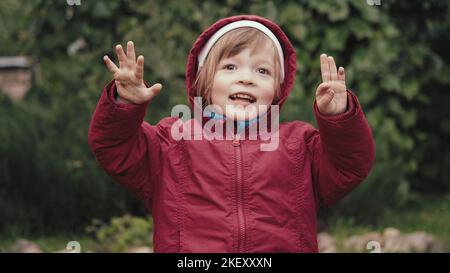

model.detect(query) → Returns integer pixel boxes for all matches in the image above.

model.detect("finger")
[328,56,338,81]
[103,55,119,74]
[127,41,136,62]
[320,53,330,82]
[115,44,127,67]
[135,55,144,80]
[318,89,335,107]
[338,67,346,82]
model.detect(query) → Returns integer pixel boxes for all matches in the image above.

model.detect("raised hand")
[315,53,347,115]
[103,41,162,104]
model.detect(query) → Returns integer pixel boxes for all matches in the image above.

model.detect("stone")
[317,232,336,253]
[126,246,153,253]
[11,239,42,253]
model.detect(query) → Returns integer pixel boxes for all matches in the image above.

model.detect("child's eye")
[257,68,270,75]
[224,64,236,70]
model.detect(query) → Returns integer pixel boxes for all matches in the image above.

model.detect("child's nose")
[237,69,254,85]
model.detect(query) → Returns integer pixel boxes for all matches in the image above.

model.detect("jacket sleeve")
[88,79,162,209]
[306,91,375,208]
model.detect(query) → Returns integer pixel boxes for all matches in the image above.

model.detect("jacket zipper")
[232,134,245,253]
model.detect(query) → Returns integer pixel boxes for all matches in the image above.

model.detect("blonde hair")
[194,27,282,109]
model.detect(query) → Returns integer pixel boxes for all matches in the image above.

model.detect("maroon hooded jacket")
[88,15,375,252]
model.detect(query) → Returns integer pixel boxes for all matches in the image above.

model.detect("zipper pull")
[232,134,240,147]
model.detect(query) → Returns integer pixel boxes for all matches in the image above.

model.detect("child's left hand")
[315,53,347,115]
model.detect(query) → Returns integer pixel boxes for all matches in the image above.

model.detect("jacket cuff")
[102,79,150,121]
[313,90,364,136]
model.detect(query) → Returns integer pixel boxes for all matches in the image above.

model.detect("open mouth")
[229,92,257,104]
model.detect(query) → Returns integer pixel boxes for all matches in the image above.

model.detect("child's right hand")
[103,41,162,104]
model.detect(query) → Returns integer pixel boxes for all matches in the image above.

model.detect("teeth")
[230,93,255,102]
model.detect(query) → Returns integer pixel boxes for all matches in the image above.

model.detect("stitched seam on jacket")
[242,146,253,252]
[175,140,190,252]
[225,142,237,253]
[246,152,257,252]
[294,142,306,252]
[299,145,308,252]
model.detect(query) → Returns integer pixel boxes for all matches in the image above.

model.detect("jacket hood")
[185,15,297,110]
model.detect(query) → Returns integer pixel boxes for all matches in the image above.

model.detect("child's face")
[210,42,277,121]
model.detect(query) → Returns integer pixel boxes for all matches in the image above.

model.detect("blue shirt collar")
[206,110,264,134]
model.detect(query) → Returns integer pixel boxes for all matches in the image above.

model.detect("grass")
[33,236,96,253]
[379,194,450,248]
[326,194,450,251]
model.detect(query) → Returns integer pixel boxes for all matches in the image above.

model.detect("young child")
[88,15,375,252]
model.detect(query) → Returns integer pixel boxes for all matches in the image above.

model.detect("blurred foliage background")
[0,0,449,244]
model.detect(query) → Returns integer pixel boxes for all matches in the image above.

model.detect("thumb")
[144,83,163,101]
